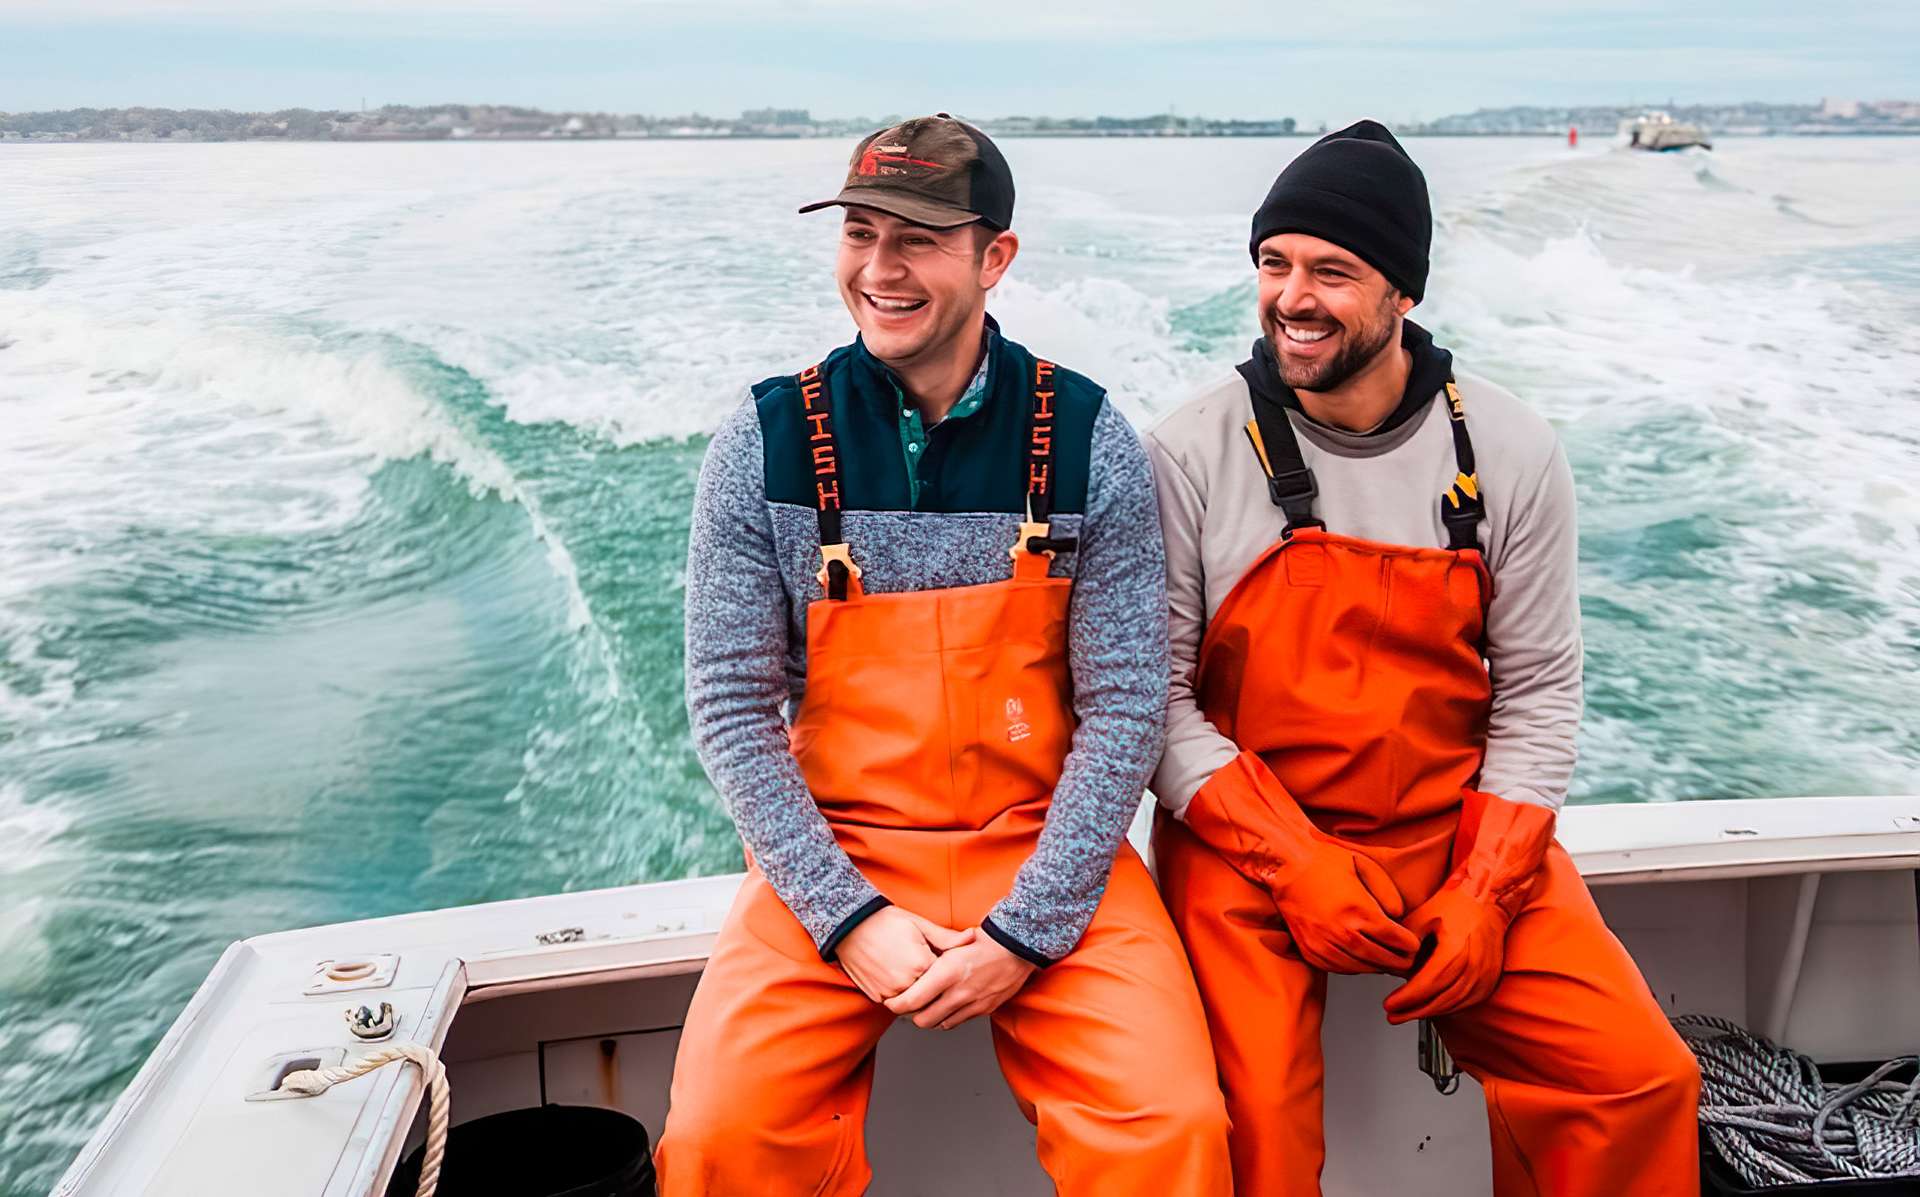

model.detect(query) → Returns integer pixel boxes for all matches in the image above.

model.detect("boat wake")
[3,136,1919,1196]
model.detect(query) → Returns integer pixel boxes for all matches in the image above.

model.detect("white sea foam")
[0,288,637,730]
[987,274,1221,425]
[4,140,1914,669]
[0,782,71,876]
[0,147,1913,738]
[0,296,473,527]
[0,615,79,729]
[0,898,56,999]
[32,1022,84,1056]
[1428,222,1920,559]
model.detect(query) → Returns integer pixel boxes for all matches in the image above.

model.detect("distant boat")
[48,793,1920,1196]
[1625,110,1713,152]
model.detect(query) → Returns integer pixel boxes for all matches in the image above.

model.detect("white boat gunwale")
[49,793,1920,1197]
[51,940,249,1197]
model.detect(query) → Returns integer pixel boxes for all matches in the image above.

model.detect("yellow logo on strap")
[1444,472,1480,509]
[1242,419,1276,478]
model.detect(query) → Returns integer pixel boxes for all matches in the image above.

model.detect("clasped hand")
[1271,838,1421,975]
[836,906,1035,1030]
[1274,844,1508,1023]
[1382,886,1509,1024]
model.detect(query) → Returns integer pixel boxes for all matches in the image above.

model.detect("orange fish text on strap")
[798,364,842,511]
[1028,361,1055,496]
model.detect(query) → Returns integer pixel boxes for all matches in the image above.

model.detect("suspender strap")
[1238,364,1486,552]
[1439,379,1485,552]
[798,363,860,600]
[1236,360,1324,534]
[1019,360,1078,558]
[802,355,1080,595]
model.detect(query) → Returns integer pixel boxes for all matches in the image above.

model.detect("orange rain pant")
[1166,527,1700,1196]
[1158,817,1701,1195]
[657,549,1232,1196]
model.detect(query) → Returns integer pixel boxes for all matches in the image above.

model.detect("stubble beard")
[1273,293,1400,393]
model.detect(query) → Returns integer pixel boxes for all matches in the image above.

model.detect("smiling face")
[835,208,1017,368]
[1256,232,1414,392]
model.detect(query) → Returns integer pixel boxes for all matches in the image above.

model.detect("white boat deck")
[53,794,1920,1196]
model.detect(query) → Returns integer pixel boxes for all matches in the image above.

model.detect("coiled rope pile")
[1676,1014,1920,1187]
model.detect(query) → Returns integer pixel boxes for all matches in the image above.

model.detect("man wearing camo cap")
[655,114,1231,1196]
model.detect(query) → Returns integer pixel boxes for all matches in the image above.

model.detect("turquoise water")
[3,137,1918,1191]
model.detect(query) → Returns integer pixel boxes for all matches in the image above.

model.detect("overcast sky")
[3,0,1914,123]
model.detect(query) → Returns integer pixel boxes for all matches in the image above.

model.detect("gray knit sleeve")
[1479,437,1583,811]
[1146,429,1243,818]
[683,397,888,953]
[983,399,1170,962]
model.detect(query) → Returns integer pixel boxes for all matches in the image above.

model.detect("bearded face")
[1255,233,1409,393]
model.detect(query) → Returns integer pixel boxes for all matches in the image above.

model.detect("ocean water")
[2,135,1918,1191]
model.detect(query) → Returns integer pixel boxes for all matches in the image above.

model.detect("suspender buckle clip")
[1267,465,1318,509]
[1012,520,1077,560]
[1013,521,1053,559]
[816,542,862,597]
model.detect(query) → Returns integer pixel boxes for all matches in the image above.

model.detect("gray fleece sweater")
[683,378,1169,963]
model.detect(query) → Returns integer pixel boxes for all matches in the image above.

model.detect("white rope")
[279,1042,451,1197]
[1677,1014,1920,1187]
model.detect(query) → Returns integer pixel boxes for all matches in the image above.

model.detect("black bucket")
[387,1105,656,1197]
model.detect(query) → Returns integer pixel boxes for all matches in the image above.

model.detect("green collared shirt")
[894,352,991,508]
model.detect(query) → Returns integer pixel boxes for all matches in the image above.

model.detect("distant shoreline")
[6,101,1918,143]
[10,131,1920,145]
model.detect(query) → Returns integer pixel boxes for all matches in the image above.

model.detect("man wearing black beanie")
[1144,122,1702,1195]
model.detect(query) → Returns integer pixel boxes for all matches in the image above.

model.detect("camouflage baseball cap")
[799,113,1015,231]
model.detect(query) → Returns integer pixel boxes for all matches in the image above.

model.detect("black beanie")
[1249,119,1432,301]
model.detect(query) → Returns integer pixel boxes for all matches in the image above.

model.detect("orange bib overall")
[657,361,1230,1197]
[1153,380,1699,1195]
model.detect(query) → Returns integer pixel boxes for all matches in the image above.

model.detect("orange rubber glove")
[1183,751,1421,975]
[1384,789,1556,1024]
